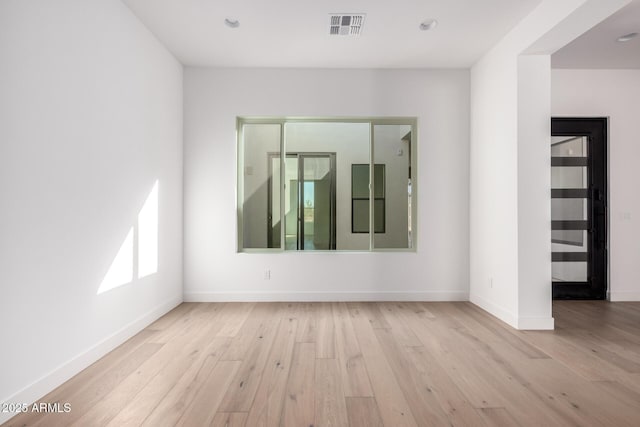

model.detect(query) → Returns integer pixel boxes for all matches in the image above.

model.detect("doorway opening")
[268,153,337,250]
[551,117,607,299]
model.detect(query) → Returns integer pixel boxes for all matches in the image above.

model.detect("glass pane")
[352,199,384,234]
[551,166,587,189]
[552,262,587,282]
[551,136,587,157]
[551,198,587,221]
[352,199,369,233]
[552,230,587,251]
[352,164,369,199]
[286,122,370,250]
[373,124,412,249]
[351,163,384,234]
[242,124,280,249]
[351,164,384,198]
[374,199,385,233]
[270,157,281,248]
[284,156,299,250]
[373,165,385,198]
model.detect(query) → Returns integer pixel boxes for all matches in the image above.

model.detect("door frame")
[267,152,337,250]
[551,117,608,300]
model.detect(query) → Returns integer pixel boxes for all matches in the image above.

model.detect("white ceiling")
[121,0,542,68]
[552,0,640,69]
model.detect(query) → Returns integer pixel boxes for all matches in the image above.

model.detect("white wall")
[0,0,183,420]
[517,55,554,326]
[469,0,628,329]
[552,69,640,301]
[184,68,470,301]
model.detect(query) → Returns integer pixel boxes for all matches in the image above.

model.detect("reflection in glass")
[242,124,281,248]
[239,119,415,252]
[552,262,587,282]
[551,136,587,157]
[284,156,299,250]
[302,156,333,250]
[551,199,587,221]
[352,199,385,233]
[551,166,587,189]
[373,124,412,249]
[351,164,384,234]
[552,230,587,252]
[271,154,335,250]
[285,122,369,250]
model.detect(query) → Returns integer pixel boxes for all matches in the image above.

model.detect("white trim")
[609,291,640,302]
[469,293,518,329]
[517,316,554,330]
[470,293,555,330]
[0,296,182,426]
[184,290,469,302]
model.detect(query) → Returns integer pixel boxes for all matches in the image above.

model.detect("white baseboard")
[470,293,554,330]
[609,291,640,302]
[0,296,182,426]
[517,316,554,330]
[469,293,518,329]
[184,290,469,302]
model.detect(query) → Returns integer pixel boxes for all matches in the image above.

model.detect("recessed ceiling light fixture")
[419,19,438,31]
[617,32,638,42]
[224,18,240,28]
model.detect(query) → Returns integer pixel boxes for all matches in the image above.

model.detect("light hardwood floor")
[4,301,640,426]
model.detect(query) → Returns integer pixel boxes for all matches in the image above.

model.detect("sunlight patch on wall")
[138,180,158,278]
[97,180,159,295]
[98,227,134,294]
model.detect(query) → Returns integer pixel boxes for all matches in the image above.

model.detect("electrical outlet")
[264,269,271,280]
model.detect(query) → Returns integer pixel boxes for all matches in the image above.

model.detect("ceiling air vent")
[329,14,365,36]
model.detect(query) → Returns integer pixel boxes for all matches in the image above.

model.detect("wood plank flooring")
[4,301,640,426]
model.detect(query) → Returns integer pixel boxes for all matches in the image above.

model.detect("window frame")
[236,116,418,253]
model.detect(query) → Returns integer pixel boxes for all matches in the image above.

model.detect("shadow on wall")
[98,180,159,294]
[243,179,270,249]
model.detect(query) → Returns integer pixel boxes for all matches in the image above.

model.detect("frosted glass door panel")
[552,262,587,282]
[552,167,587,189]
[551,199,587,221]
